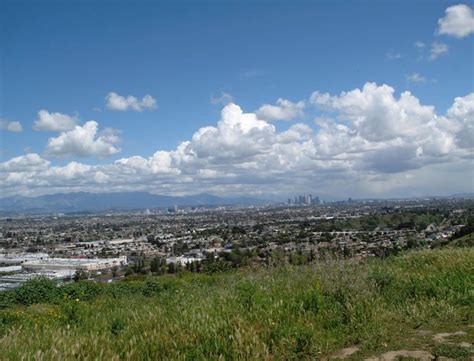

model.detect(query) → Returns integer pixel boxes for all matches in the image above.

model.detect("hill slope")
[1,248,473,359]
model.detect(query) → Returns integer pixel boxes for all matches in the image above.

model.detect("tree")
[150,257,162,274]
[111,266,118,278]
[74,269,88,282]
[167,262,176,274]
[132,258,147,274]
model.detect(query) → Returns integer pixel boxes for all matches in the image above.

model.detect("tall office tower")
[287,198,292,205]
[306,194,312,205]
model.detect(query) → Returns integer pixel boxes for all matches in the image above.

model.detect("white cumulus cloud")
[0,153,50,173]
[256,98,305,121]
[105,92,157,112]
[34,110,77,131]
[45,121,121,158]
[0,119,23,132]
[0,84,472,198]
[438,4,474,38]
[447,93,474,149]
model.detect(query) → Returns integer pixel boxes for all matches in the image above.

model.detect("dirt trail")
[364,350,433,361]
[329,326,473,360]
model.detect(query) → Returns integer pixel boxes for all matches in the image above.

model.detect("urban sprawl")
[1,197,472,291]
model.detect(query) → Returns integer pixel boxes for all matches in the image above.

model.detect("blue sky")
[0,0,473,198]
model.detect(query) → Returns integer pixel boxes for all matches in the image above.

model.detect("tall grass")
[1,248,473,360]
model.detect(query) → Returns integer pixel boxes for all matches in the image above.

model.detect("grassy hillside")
[448,232,474,248]
[1,248,473,360]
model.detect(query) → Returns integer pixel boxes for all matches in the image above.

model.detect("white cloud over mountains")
[105,92,157,111]
[438,4,474,38]
[1,83,473,198]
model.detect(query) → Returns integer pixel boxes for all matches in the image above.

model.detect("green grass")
[1,248,473,360]
[432,344,471,360]
[448,232,474,248]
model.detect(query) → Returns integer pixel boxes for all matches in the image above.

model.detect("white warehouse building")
[21,256,127,272]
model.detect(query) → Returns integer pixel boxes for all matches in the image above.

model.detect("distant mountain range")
[0,192,270,214]
[449,193,474,199]
[0,191,472,215]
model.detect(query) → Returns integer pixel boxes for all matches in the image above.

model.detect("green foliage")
[300,282,324,314]
[236,280,262,311]
[110,318,126,335]
[60,299,84,325]
[449,232,474,248]
[13,277,61,306]
[0,290,16,309]
[73,269,88,282]
[432,344,470,360]
[105,281,144,298]
[62,280,103,301]
[142,278,162,297]
[0,248,473,360]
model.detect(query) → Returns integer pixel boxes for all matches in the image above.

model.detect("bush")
[105,281,144,298]
[142,278,162,297]
[13,277,60,306]
[110,318,126,335]
[60,299,85,325]
[62,280,103,301]
[0,290,16,309]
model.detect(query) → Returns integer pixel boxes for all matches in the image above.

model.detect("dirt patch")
[365,350,434,361]
[416,329,432,337]
[329,346,360,359]
[433,331,466,343]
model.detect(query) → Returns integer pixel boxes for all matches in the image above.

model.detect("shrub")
[105,281,144,298]
[13,277,60,306]
[142,278,162,297]
[60,299,84,325]
[110,318,126,335]
[0,290,16,309]
[62,280,103,301]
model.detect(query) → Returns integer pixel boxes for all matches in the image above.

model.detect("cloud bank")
[1,83,473,198]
